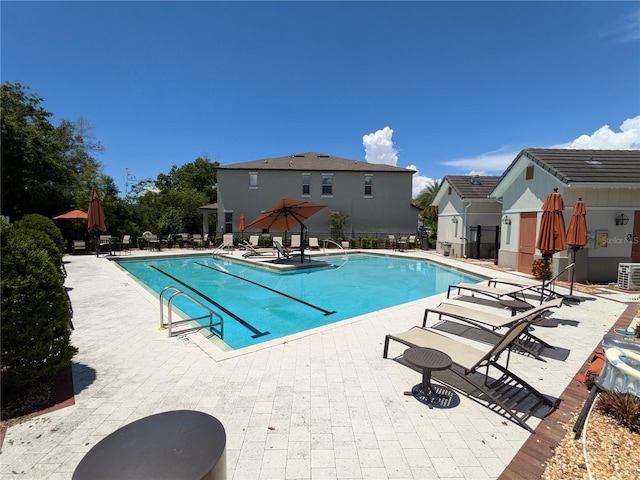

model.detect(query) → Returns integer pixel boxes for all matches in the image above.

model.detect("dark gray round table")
[403,347,452,409]
[73,410,226,480]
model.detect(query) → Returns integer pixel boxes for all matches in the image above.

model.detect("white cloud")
[440,115,640,178]
[443,147,517,175]
[362,127,436,198]
[362,126,398,165]
[406,164,438,198]
[565,115,640,149]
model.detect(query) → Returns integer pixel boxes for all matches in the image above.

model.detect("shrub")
[14,214,65,263]
[597,391,640,433]
[1,222,77,395]
[531,258,552,280]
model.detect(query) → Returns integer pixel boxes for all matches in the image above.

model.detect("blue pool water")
[116,253,480,349]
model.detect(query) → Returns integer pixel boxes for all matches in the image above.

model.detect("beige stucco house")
[490,149,640,283]
[431,175,502,259]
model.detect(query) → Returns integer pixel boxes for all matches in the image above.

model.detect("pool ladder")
[159,286,223,339]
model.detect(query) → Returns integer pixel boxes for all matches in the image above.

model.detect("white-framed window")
[302,173,311,196]
[364,174,373,196]
[321,174,333,196]
[249,172,258,189]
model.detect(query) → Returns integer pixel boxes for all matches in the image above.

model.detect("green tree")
[1,82,114,223]
[414,180,441,234]
[155,156,219,203]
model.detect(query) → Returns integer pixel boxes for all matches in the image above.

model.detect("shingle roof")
[512,148,640,184]
[217,152,415,173]
[445,175,501,199]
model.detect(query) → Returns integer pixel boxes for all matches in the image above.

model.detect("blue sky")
[2,1,639,198]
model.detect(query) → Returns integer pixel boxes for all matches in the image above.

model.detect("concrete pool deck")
[1,247,637,479]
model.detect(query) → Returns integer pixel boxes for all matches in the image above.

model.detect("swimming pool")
[116,253,481,349]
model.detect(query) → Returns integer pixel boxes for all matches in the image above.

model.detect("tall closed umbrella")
[246,198,326,263]
[535,188,567,303]
[239,213,246,233]
[87,189,106,257]
[566,198,587,301]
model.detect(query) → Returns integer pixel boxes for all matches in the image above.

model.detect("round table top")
[404,347,452,371]
[73,410,226,480]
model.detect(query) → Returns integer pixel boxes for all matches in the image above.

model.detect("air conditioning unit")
[618,263,640,290]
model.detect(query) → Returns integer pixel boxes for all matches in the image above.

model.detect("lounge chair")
[488,263,577,305]
[308,237,320,250]
[290,234,301,249]
[273,241,294,259]
[341,241,350,249]
[272,236,283,249]
[248,235,260,247]
[423,297,563,360]
[213,234,234,254]
[447,282,534,305]
[383,317,560,432]
[241,242,277,258]
[388,235,397,250]
[407,235,416,249]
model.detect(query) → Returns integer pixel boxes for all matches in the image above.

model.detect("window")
[364,174,373,196]
[525,165,534,180]
[224,212,233,233]
[321,174,333,196]
[302,174,310,195]
[249,172,258,188]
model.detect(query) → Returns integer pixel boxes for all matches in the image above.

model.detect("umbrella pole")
[95,228,99,257]
[569,248,577,296]
[300,224,304,264]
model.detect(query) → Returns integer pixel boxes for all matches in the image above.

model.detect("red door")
[632,211,640,263]
[518,212,538,274]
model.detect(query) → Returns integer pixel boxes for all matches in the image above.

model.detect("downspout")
[462,201,471,258]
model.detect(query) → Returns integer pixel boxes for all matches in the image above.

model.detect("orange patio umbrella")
[52,209,88,220]
[87,189,107,257]
[239,212,246,233]
[246,198,326,263]
[535,188,567,303]
[566,198,588,299]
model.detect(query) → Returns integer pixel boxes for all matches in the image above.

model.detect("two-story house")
[214,152,418,240]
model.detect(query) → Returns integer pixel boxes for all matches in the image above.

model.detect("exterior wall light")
[451,217,458,223]
[503,216,511,225]
[615,213,629,226]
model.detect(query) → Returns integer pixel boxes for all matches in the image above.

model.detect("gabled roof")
[217,152,415,173]
[431,175,501,206]
[493,148,640,196]
[444,175,501,199]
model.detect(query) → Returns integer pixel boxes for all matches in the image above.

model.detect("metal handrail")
[159,286,223,339]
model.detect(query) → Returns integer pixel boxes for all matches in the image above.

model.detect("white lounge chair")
[308,237,320,250]
[423,297,563,360]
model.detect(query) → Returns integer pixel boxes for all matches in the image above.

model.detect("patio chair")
[383,315,560,432]
[308,237,320,250]
[290,234,301,249]
[122,235,131,254]
[72,240,86,254]
[388,235,397,250]
[272,236,283,249]
[407,235,416,249]
[423,297,563,360]
[191,234,203,249]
